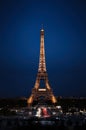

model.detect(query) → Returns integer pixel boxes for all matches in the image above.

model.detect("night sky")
[0,0,86,98]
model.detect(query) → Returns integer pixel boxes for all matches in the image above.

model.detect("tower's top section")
[41,24,44,32]
[38,27,46,72]
[41,28,44,32]
[41,28,44,31]
[41,28,44,35]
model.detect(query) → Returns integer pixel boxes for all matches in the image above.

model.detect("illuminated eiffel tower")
[27,28,57,106]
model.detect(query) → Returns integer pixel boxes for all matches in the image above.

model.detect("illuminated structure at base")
[27,28,57,106]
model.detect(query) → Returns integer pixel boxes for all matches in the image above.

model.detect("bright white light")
[38,89,46,91]
[56,106,61,109]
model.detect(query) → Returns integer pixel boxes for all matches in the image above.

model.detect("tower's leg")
[27,94,33,107]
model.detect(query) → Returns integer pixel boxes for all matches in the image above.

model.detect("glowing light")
[38,88,46,91]
[42,107,50,117]
[27,95,33,104]
[35,108,42,117]
[34,81,39,89]
[52,95,57,103]
[41,29,44,31]
[56,106,61,109]
[46,83,51,90]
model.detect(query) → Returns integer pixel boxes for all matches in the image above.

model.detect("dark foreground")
[0,114,86,130]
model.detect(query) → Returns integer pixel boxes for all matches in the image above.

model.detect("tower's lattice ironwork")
[27,28,57,106]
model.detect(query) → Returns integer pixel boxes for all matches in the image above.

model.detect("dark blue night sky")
[0,0,86,98]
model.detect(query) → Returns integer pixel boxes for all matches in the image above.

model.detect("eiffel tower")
[27,28,57,106]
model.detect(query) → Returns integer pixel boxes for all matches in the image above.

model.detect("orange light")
[52,95,57,103]
[27,95,33,104]
[46,83,51,90]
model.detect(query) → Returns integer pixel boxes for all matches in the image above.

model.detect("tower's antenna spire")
[42,24,43,30]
